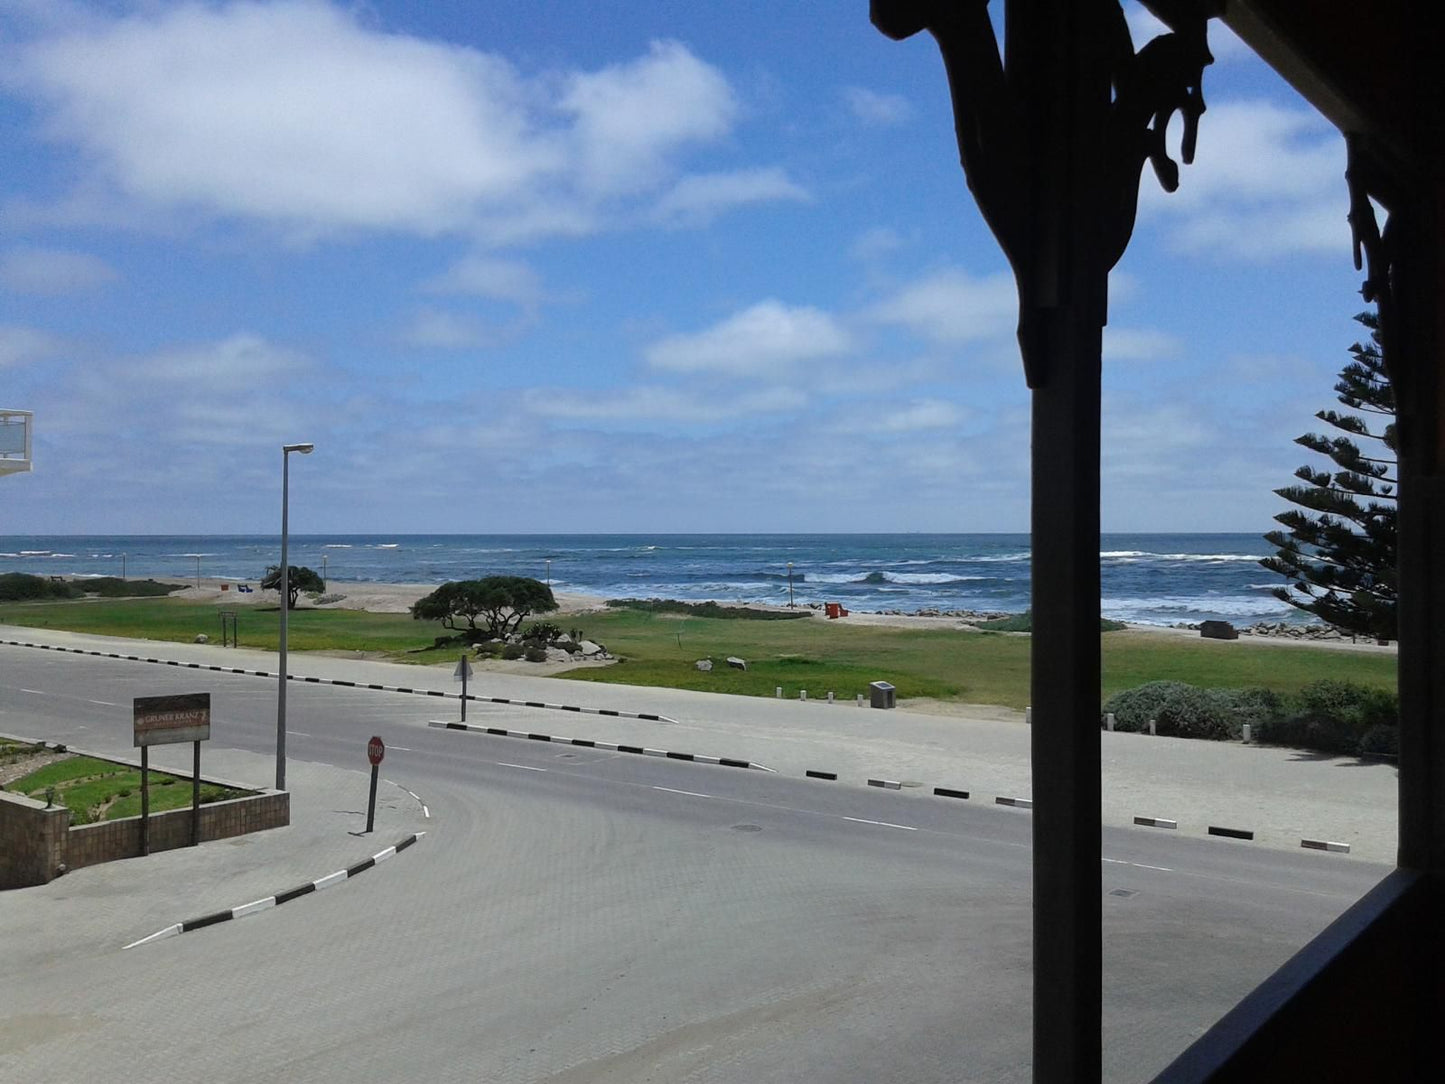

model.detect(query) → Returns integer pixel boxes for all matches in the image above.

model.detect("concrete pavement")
[0,624,1399,860]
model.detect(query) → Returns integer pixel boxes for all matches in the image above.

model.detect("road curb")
[0,637,679,723]
[123,832,425,949]
[427,720,774,772]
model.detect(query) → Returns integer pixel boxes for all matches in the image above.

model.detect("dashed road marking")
[843,816,916,831]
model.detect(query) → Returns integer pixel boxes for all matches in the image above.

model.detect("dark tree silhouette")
[1261,311,1397,639]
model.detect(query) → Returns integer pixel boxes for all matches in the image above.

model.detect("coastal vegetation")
[0,572,180,601]
[1262,309,1397,640]
[410,576,557,641]
[0,595,1395,712]
[260,564,325,609]
[1104,678,1398,757]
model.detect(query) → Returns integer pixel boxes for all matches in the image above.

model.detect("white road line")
[388,746,413,751]
[843,816,917,831]
[1103,857,1129,864]
[289,731,312,738]
[85,699,118,706]
[20,689,45,695]
[652,786,712,799]
[1131,862,1174,872]
[497,762,547,772]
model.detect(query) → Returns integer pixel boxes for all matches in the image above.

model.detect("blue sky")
[1,1,1368,535]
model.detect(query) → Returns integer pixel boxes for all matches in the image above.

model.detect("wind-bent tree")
[261,564,325,610]
[1261,311,1397,639]
[410,576,557,641]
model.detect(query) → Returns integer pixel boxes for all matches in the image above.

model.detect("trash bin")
[869,681,896,709]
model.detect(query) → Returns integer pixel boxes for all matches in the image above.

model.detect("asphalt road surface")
[0,645,1387,1082]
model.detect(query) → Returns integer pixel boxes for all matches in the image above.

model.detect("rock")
[194,633,209,644]
[726,656,747,670]
[696,659,713,672]
[579,640,604,656]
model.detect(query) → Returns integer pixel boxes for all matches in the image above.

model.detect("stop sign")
[367,735,385,766]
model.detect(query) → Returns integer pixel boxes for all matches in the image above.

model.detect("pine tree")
[1261,311,1397,639]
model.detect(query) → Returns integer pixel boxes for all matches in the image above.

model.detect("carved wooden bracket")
[872,0,1213,386]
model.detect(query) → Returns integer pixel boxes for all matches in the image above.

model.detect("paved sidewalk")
[1,625,1399,861]
[0,743,431,965]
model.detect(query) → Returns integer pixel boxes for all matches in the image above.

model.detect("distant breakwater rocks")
[806,603,1013,622]
[1174,620,1372,643]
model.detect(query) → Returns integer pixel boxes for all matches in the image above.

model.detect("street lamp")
[545,557,552,587]
[787,562,795,608]
[322,552,328,590]
[276,442,314,791]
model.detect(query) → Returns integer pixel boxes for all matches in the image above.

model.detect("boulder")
[696,659,713,672]
[194,633,209,644]
[726,656,747,671]
[579,640,604,656]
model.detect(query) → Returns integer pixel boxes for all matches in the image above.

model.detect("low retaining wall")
[0,781,288,890]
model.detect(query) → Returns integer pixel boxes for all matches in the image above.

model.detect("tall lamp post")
[276,442,314,791]
[787,562,795,608]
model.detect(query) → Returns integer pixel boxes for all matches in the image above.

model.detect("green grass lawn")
[0,597,1398,711]
[6,754,253,824]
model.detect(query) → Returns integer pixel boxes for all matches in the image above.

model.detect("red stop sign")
[367,735,385,766]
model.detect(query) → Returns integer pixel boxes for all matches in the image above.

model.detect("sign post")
[366,735,384,833]
[454,655,473,721]
[133,693,211,855]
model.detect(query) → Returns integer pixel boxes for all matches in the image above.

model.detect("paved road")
[0,643,1388,1082]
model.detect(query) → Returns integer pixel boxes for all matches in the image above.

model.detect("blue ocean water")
[0,533,1299,627]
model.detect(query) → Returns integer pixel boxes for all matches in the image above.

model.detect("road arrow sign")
[453,656,473,681]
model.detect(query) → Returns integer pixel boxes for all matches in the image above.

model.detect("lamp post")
[120,553,126,581]
[545,557,552,587]
[276,442,314,791]
[194,554,201,589]
[787,562,795,608]
[322,552,327,591]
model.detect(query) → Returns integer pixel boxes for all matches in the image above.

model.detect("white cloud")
[653,167,808,225]
[1103,326,1180,362]
[868,268,1017,345]
[420,255,543,309]
[843,86,911,126]
[402,308,496,350]
[0,246,118,294]
[645,300,852,375]
[1141,99,1348,258]
[560,39,736,197]
[9,7,792,241]
[877,399,961,432]
[531,384,806,424]
[0,324,63,369]
[851,226,905,262]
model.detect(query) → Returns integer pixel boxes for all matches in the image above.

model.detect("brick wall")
[65,791,290,872]
[1,788,289,889]
[0,790,71,889]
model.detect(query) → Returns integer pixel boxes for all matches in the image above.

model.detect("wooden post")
[140,745,150,857]
[191,739,202,846]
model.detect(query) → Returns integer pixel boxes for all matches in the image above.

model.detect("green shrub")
[0,573,81,602]
[1257,713,1361,755]
[522,621,563,644]
[473,639,504,657]
[501,643,524,660]
[1290,679,1397,731]
[1359,724,1399,757]
[523,645,548,663]
[1102,681,1195,733]
[1102,681,1281,742]
[973,610,1127,633]
[605,598,811,620]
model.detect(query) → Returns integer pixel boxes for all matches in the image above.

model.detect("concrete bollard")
[857,693,864,706]
[827,691,834,703]
[1025,706,1032,725]
[1106,712,1116,732]
[1149,718,1157,736]
[800,689,807,701]
[776,687,782,698]
[1242,723,1252,744]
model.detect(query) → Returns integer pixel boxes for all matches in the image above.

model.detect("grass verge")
[5,753,253,824]
[0,597,1397,711]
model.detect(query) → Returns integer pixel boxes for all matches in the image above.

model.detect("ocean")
[0,533,1301,628]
